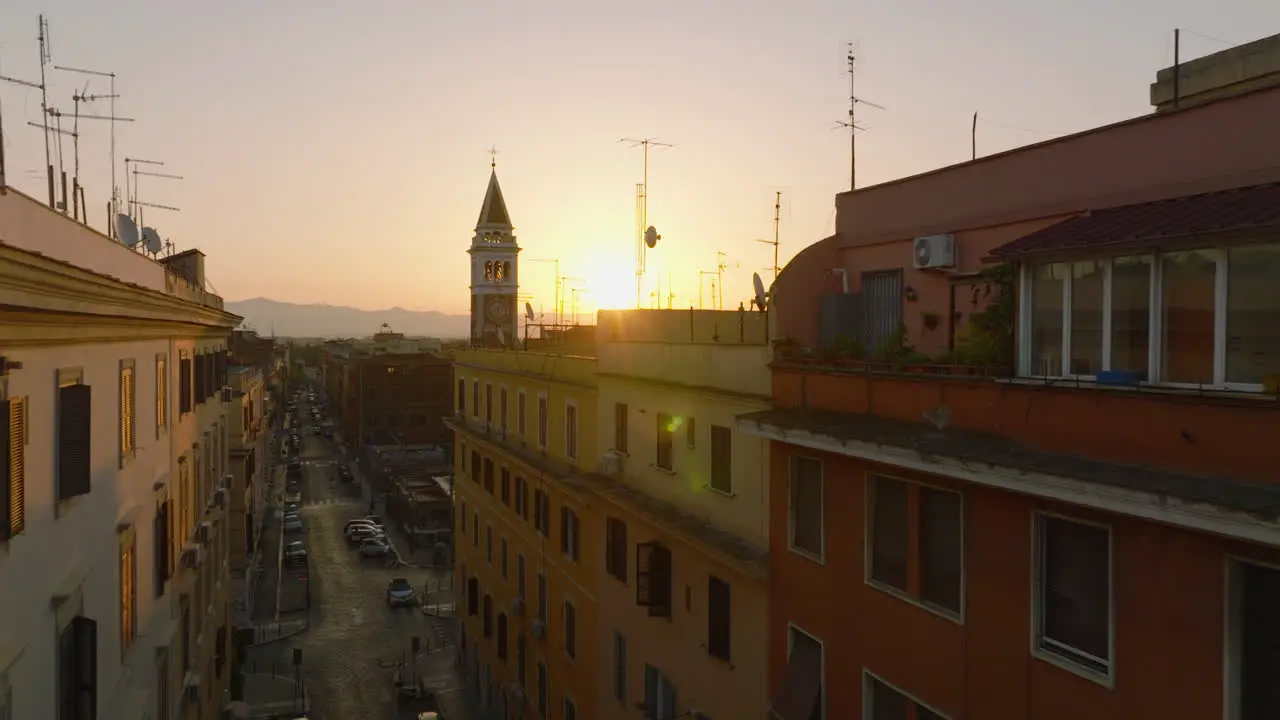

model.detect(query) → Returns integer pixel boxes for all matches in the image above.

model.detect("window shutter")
[71,615,98,720]
[179,358,191,413]
[3,399,26,538]
[58,385,93,500]
[643,665,659,717]
[636,542,654,606]
[560,507,569,554]
[649,544,672,618]
[571,513,580,561]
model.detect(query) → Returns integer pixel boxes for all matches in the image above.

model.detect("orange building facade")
[750,63,1280,720]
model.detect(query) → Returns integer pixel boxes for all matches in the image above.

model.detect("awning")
[770,636,822,720]
[988,182,1280,260]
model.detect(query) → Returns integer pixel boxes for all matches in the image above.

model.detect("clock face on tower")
[486,295,511,323]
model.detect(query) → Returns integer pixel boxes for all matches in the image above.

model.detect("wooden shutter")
[2,398,26,538]
[636,542,655,606]
[179,357,191,413]
[71,615,98,720]
[559,507,569,554]
[58,385,93,500]
[648,544,672,618]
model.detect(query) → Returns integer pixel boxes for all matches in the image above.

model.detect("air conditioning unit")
[194,523,210,545]
[912,234,956,270]
[601,452,622,476]
[213,489,227,508]
[531,618,547,640]
[182,547,202,569]
[509,596,524,616]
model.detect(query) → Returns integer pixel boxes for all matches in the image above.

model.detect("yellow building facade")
[448,348,601,720]
[592,310,772,720]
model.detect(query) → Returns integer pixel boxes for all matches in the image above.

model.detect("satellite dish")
[525,302,534,321]
[142,227,163,255]
[752,272,768,311]
[644,225,661,249]
[115,214,140,248]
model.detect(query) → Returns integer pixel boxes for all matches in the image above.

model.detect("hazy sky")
[1,1,1273,317]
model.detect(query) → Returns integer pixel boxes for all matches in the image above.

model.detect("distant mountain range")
[225,298,470,339]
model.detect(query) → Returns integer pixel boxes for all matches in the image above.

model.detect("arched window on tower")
[484,261,493,280]
[495,261,506,282]
[503,262,512,281]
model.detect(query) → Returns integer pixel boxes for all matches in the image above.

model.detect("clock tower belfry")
[468,152,520,348]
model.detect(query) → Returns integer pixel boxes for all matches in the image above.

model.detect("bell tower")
[468,150,520,348]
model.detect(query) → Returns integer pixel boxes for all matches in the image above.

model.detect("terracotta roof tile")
[989,182,1280,259]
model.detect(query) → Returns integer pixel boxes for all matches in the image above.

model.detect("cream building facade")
[0,189,239,720]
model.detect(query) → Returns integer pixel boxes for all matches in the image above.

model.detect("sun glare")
[583,251,639,311]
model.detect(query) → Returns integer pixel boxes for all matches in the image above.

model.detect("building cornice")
[0,242,241,333]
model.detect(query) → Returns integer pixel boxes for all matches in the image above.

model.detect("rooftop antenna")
[619,137,673,308]
[834,43,885,191]
[123,157,166,221]
[698,270,718,310]
[28,115,74,212]
[0,69,44,196]
[56,64,124,230]
[48,98,134,223]
[715,251,737,310]
[37,15,54,206]
[754,191,783,283]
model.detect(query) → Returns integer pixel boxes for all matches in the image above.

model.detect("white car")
[284,518,304,533]
[359,539,391,558]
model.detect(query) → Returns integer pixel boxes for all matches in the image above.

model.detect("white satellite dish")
[524,302,534,321]
[644,225,661,249]
[141,227,163,255]
[115,214,140,248]
[752,272,768,311]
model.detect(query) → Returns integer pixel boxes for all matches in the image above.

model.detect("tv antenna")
[834,43,885,191]
[754,191,783,283]
[0,68,44,196]
[46,96,134,223]
[27,113,75,212]
[715,251,738,311]
[619,137,673,308]
[56,64,124,230]
[124,157,176,222]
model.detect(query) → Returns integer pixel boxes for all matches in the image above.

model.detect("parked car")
[284,517,304,533]
[347,528,385,545]
[284,546,308,563]
[386,578,416,607]
[344,517,382,531]
[359,539,392,558]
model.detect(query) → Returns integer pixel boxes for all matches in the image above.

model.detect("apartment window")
[865,673,946,720]
[485,383,493,424]
[537,662,549,718]
[709,425,732,493]
[636,542,673,617]
[605,517,628,583]
[153,500,171,596]
[472,381,479,416]
[1034,514,1112,676]
[788,455,823,560]
[497,613,509,660]
[1022,245,1280,386]
[120,529,138,655]
[655,413,674,471]
[537,395,548,448]
[472,511,479,547]
[457,378,466,414]
[1230,560,1280,719]
[560,506,580,561]
[483,458,494,494]
[500,537,509,579]
[514,476,526,518]
[537,572,547,621]
[194,353,206,404]
[2,397,28,540]
[517,634,527,685]
[500,468,510,505]
[57,616,99,720]
[643,665,677,720]
[517,554,526,598]
[773,625,822,720]
[155,355,168,435]
[612,631,627,702]
[119,361,136,463]
[685,416,696,448]
[178,353,192,414]
[564,697,577,720]
[518,390,527,437]
[614,402,628,453]
[0,670,11,720]
[534,489,550,538]
[565,402,579,460]
[867,477,963,616]
[57,382,93,501]
[483,594,493,637]
[707,576,731,661]
[467,577,479,615]
[486,524,493,564]
[563,601,577,659]
[155,648,170,720]
[460,501,467,533]
[470,450,480,482]
[500,387,508,432]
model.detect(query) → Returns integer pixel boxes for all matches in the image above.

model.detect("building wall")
[766,442,1280,720]
[0,339,172,720]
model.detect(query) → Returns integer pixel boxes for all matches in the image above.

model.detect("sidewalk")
[251,509,282,622]
[246,618,309,647]
[230,671,309,719]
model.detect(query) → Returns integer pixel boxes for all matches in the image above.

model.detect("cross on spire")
[488,145,499,169]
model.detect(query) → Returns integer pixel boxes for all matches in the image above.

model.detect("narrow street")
[251,389,463,719]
